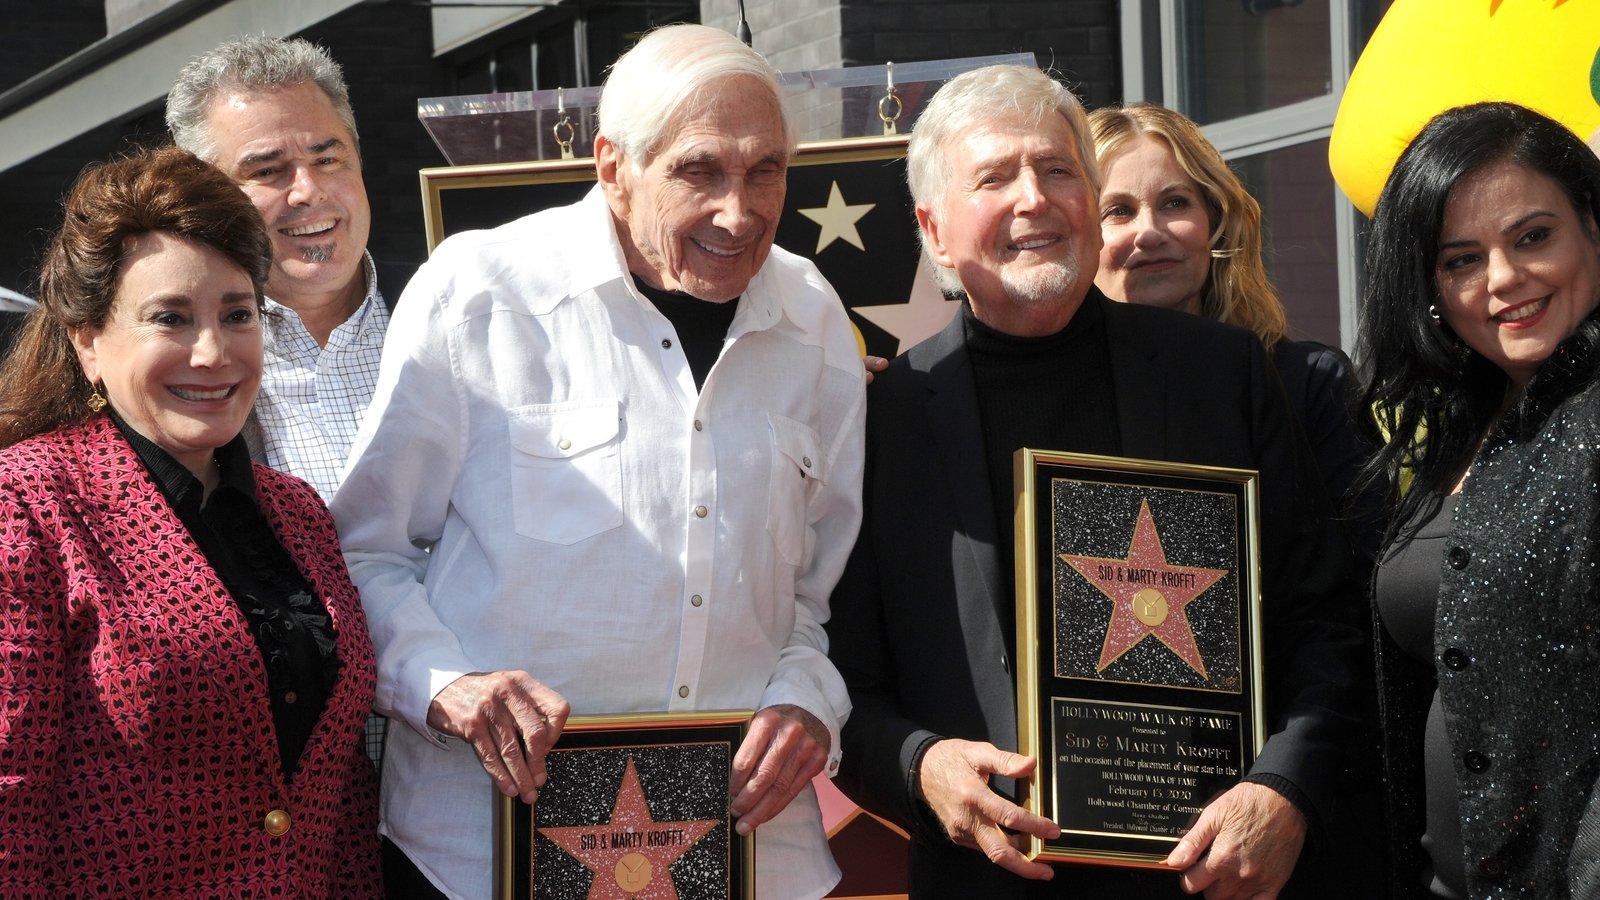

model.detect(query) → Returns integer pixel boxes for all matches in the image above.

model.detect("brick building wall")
[0,1,447,296]
[0,107,172,297]
[704,0,847,142]
[297,2,449,267]
[0,1,106,95]
[840,0,1119,107]
[0,0,1124,293]
[700,0,1120,143]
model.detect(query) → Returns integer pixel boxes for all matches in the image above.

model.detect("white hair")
[596,24,793,166]
[906,65,1099,294]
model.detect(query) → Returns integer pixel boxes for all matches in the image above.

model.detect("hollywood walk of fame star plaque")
[1012,449,1267,869]
[494,711,755,900]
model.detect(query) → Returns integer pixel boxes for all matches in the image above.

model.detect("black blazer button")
[1442,648,1469,670]
[1478,857,1505,879]
[1447,546,1470,570]
[1464,750,1490,773]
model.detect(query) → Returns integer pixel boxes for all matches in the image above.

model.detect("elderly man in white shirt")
[332,23,864,900]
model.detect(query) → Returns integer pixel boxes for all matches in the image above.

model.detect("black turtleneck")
[962,294,1120,626]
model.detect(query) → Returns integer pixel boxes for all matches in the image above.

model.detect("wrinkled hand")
[427,671,569,804]
[863,355,889,384]
[729,704,830,835]
[1166,782,1306,899]
[916,739,1060,881]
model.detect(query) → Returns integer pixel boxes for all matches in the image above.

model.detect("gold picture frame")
[493,710,755,900]
[1012,449,1267,868]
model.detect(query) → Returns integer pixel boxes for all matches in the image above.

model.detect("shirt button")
[1479,857,1505,880]
[694,505,708,518]
[1464,750,1490,773]
[558,438,572,451]
[1447,546,1470,570]
[662,338,673,349]
[690,594,703,607]
[678,685,690,698]
[802,456,812,469]
[827,759,839,774]
[694,419,703,432]
[1441,648,1469,670]
[283,691,297,704]
[264,808,291,837]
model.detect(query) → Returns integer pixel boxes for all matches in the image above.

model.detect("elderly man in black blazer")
[826,65,1365,900]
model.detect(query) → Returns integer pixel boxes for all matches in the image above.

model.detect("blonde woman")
[1090,103,1376,540]
[1090,102,1382,899]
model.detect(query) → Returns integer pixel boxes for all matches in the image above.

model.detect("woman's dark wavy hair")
[0,146,271,448]
[1356,101,1600,545]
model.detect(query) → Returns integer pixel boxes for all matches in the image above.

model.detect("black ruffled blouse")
[110,411,340,778]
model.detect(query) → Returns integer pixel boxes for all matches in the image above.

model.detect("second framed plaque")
[494,711,755,900]
[1013,449,1266,868]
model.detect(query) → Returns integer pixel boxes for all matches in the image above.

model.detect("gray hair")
[907,65,1099,293]
[596,24,792,167]
[166,36,358,163]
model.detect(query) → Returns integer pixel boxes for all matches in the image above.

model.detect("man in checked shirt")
[165,35,413,769]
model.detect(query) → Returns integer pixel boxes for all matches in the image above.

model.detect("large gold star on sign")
[797,181,875,252]
[1059,498,1228,678]
[537,756,720,899]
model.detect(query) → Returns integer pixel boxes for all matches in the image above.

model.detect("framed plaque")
[1012,449,1266,868]
[494,711,755,900]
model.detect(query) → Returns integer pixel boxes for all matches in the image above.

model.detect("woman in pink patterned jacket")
[0,147,379,897]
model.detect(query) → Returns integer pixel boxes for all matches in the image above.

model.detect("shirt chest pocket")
[766,413,829,567]
[507,400,625,545]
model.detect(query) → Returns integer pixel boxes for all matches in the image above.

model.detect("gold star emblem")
[798,181,875,253]
[537,756,720,898]
[1059,498,1228,678]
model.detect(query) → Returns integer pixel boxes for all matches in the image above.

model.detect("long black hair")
[1356,101,1600,546]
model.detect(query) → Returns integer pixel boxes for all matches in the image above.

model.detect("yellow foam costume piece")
[1330,0,1600,217]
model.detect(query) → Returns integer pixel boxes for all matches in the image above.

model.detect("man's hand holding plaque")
[1166,782,1306,900]
[915,739,1059,881]
[430,670,572,804]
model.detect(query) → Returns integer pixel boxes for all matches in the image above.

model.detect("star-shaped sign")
[851,262,963,355]
[538,756,721,899]
[1059,498,1228,678]
[798,181,875,253]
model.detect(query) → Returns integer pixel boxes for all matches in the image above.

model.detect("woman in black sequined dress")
[1358,102,1600,899]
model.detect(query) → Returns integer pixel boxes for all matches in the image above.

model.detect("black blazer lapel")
[914,313,1018,744]
[1102,297,1171,461]
[919,315,1005,627]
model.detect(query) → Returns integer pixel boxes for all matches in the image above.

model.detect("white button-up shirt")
[332,187,864,900]
[256,253,390,501]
